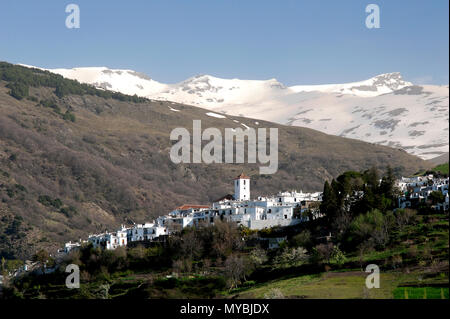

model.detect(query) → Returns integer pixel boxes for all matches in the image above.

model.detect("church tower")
[234,173,250,201]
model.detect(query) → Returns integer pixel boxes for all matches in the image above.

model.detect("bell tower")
[234,173,250,201]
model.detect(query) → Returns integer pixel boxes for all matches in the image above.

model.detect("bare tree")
[224,254,246,290]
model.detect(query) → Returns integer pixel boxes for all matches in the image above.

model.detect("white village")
[64,173,322,253]
[62,172,449,254]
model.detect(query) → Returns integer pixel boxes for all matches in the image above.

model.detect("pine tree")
[321,180,339,224]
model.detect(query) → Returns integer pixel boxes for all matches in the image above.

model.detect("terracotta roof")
[176,204,210,210]
[234,173,251,180]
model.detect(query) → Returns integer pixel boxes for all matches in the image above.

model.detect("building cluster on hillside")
[64,173,323,252]
[64,222,169,253]
[396,174,449,211]
[63,173,449,253]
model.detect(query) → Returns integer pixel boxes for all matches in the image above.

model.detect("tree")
[380,166,396,199]
[7,82,29,100]
[333,211,353,238]
[172,259,183,275]
[350,209,393,249]
[312,243,335,264]
[249,247,268,267]
[429,191,445,205]
[274,247,309,267]
[128,245,146,260]
[224,254,246,290]
[33,249,50,271]
[365,166,380,191]
[210,220,242,258]
[395,209,417,230]
[180,230,202,260]
[378,166,399,211]
[320,180,339,223]
[290,230,312,250]
[329,246,346,266]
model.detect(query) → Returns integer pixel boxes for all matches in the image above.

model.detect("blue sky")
[0,0,448,85]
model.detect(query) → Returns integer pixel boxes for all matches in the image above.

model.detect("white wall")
[248,219,302,230]
[235,178,250,201]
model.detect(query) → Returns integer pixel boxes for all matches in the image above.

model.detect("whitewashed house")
[128,222,168,242]
[63,173,323,251]
[397,175,449,211]
[88,227,127,250]
[64,241,81,253]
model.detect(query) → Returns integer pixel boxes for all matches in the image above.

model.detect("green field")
[232,271,449,299]
[433,163,449,176]
[393,286,449,299]
[415,162,449,176]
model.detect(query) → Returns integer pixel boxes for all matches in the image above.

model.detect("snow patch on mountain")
[205,112,226,119]
[22,64,448,160]
[290,72,412,97]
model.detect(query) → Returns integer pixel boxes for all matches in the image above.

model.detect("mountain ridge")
[21,64,449,160]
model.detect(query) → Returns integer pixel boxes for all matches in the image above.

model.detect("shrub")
[38,195,63,209]
[6,188,14,198]
[407,245,418,259]
[7,81,29,100]
[391,254,403,269]
[290,230,312,249]
[264,288,285,299]
[350,209,393,249]
[15,184,27,192]
[429,191,445,204]
[312,243,335,264]
[59,206,77,218]
[63,111,76,122]
[329,246,346,265]
[274,247,309,267]
[395,209,417,230]
[27,96,38,102]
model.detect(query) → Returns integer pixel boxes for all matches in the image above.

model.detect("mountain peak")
[370,72,409,84]
[362,72,412,93]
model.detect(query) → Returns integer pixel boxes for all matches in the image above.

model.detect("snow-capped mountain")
[289,72,413,97]
[26,64,448,160]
